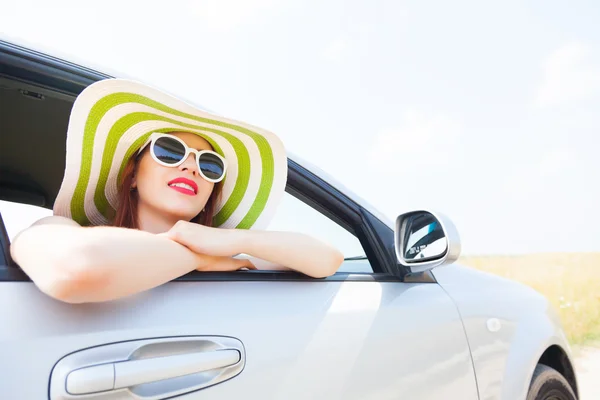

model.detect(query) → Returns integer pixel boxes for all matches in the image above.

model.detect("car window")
[266,192,373,273]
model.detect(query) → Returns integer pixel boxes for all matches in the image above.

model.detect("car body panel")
[432,264,577,400]
[0,280,479,399]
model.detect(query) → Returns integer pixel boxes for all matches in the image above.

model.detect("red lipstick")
[167,177,198,196]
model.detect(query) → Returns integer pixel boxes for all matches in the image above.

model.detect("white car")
[0,37,579,400]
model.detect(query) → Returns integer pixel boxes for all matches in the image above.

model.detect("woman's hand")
[160,220,244,257]
[160,221,255,272]
[200,256,256,272]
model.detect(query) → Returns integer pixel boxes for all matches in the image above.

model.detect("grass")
[458,252,600,346]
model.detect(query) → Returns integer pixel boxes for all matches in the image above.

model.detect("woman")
[10,79,343,304]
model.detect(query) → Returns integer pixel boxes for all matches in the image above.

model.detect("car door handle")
[67,349,241,395]
[50,336,246,400]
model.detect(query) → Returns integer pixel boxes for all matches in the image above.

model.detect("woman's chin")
[160,204,203,222]
[173,210,202,222]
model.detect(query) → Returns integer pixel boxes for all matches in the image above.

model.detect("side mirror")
[395,210,461,273]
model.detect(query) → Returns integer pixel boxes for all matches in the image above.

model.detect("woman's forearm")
[70,226,210,302]
[236,230,344,278]
[12,224,219,303]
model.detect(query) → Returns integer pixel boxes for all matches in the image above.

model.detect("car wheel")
[527,364,577,400]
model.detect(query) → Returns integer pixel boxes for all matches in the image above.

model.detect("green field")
[458,253,600,346]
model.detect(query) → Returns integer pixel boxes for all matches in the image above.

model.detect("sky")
[1,0,599,255]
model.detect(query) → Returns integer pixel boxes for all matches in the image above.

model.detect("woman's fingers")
[195,256,256,272]
[239,260,257,270]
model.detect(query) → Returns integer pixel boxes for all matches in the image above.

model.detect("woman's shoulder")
[10,215,82,255]
[11,215,81,244]
[30,215,81,228]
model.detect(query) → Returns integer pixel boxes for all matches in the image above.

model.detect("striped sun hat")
[53,78,287,230]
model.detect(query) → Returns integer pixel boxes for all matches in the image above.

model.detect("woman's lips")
[167,177,198,196]
[169,186,196,196]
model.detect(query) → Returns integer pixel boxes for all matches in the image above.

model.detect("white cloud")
[537,148,576,177]
[322,38,349,62]
[533,41,600,108]
[502,147,578,194]
[368,109,463,172]
[187,0,282,32]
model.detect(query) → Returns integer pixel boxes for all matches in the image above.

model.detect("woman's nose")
[178,154,198,176]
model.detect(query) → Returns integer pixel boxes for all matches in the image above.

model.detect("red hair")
[110,150,223,229]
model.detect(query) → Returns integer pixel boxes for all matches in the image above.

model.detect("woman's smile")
[167,177,198,196]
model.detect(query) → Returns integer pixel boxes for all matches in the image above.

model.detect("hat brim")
[53,79,287,230]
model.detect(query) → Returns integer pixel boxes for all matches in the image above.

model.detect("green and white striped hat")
[53,78,287,230]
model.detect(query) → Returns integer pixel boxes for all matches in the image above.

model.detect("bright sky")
[1,0,599,255]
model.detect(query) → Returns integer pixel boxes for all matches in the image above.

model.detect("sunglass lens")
[199,153,225,181]
[153,137,186,164]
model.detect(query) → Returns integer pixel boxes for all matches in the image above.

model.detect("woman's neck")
[136,202,179,234]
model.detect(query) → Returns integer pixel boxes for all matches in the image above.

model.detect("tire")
[526,364,577,400]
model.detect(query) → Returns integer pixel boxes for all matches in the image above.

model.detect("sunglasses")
[138,133,228,183]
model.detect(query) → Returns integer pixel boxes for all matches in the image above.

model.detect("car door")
[0,39,479,400]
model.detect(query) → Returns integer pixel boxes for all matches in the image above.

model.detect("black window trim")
[284,158,401,276]
[0,39,109,95]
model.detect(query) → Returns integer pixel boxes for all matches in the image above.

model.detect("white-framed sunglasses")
[137,132,228,183]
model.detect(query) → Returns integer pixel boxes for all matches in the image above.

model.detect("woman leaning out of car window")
[10,79,343,304]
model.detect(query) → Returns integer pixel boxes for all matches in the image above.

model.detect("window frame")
[283,158,398,275]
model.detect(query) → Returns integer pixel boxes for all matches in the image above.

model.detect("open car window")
[267,192,373,273]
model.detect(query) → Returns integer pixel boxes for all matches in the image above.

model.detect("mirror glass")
[402,212,447,262]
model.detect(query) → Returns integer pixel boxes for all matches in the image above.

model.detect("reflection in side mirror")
[395,210,461,272]
[402,212,447,262]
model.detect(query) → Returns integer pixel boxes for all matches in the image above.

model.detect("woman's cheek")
[137,166,167,204]
[198,182,215,203]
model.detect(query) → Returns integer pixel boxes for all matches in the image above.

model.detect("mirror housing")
[395,210,461,273]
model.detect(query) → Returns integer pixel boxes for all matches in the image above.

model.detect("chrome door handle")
[50,336,245,400]
[67,349,241,395]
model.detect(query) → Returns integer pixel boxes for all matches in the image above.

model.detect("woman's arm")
[164,221,344,278]
[10,216,251,304]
